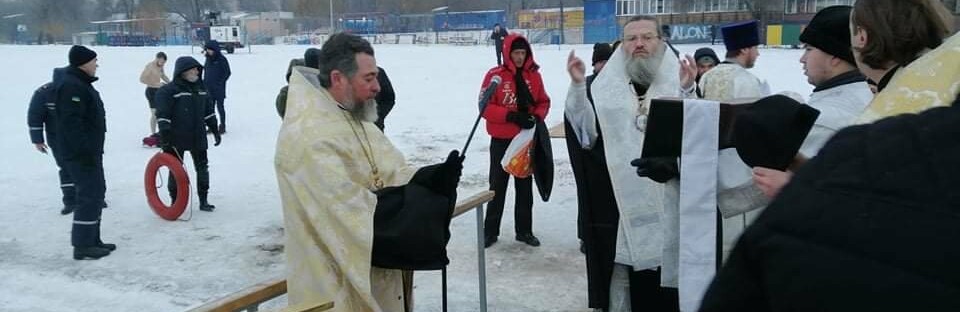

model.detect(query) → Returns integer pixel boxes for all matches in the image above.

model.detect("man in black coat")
[156,56,222,212]
[699,94,960,312]
[374,66,395,131]
[563,42,622,310]
[490,23,508,65]
[54,45,114,260]
[203,40,231,134]
[28,67,77,215]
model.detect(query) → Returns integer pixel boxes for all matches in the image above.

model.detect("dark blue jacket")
[54,66,105,165]
[157,57,217,151]
[202,40,231,100]
[28,67,66,145]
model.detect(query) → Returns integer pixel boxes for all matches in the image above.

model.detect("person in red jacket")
[480,33,550,248]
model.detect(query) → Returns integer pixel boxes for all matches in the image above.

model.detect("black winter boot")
[199,193,215,212]
[73,246,111,260]
[98,240,117,251]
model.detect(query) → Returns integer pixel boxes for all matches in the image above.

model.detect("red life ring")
[144,152,190,221]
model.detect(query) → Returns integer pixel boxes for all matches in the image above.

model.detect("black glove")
[413,150,464,198]
[630,157,679,183]
[434,150,464,196]
[212,130,222,147]
[507,111,536,129]
[158,129,172,148]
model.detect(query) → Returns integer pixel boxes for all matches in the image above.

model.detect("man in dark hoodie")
[28,67,77,215]
[156,56,222,212]
[54,45,114,260]
[203,40,231,134]
[490,23,509,66]
[276,58,305,118]
[277,48,320,119]
[480,33,551,248]
[566,42,612,253]
[693,47,720,97]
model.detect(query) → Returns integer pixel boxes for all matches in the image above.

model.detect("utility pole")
[559,0,564,45]
[330,0,334,33]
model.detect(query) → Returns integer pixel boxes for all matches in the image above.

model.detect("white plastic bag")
[500,128,536,178]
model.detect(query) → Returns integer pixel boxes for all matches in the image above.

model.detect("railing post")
[476,203,488,312]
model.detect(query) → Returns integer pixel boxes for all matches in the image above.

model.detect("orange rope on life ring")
[144,152,190,221]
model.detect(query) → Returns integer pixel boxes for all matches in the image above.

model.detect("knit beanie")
[799,5,856,65]
[69,45,97,67]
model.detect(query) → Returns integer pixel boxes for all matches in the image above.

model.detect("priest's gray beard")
[626,44,666,88]
[342,88,379,122]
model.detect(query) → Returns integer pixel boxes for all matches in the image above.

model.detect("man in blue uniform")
[156,56,222,212]
[54,45,114,260]
[28,67,77,215]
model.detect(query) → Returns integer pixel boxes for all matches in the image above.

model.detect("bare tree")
[30,0,85,43]
[165,0,222,22]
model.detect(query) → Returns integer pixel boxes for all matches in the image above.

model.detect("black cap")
[69,45,97,67]
[799,5,856,65]
[592,43,613,65]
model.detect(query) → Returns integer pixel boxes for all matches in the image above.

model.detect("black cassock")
[564,75,620,310]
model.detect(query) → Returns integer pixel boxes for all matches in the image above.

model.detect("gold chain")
[342,110,384,190]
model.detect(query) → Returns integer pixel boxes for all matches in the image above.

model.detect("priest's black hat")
[721,20,760,52]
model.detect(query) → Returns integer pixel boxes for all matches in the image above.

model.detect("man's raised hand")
[567,50,586,84]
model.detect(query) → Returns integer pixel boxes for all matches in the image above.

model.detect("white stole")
[677,99,719,312]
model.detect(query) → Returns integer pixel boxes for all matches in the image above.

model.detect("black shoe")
[73,247,111,260]
[199,201,216,212]
[484,235,498,248]
[60,205,77,215]
[98,242,117,251]
[516,233,541,247]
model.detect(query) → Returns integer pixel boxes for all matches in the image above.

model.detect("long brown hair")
[851,0,954,69]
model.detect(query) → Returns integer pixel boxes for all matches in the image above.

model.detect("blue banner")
[584,0,619,44]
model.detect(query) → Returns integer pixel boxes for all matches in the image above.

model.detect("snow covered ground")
[0,42,811,312]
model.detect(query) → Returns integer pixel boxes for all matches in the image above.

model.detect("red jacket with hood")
[480,34,551,139]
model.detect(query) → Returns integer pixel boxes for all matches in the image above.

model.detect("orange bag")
[500,128,535,178]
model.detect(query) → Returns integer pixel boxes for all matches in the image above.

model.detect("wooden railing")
[185,190,497,312]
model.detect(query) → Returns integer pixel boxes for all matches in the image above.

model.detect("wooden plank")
[453,190,496,218]
[186,278,287,312]
[188,190,494,312]
[548,123,565,139]
[274,301,335,312]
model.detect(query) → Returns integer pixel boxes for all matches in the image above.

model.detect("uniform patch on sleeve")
[71,96,81,102]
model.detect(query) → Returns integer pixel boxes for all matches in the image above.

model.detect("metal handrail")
[185,190,496,312]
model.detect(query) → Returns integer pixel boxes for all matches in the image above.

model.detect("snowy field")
[0,42,811,312]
